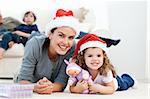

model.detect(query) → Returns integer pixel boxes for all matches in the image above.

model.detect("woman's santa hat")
[72,34,108,59]
[45,9,80,38]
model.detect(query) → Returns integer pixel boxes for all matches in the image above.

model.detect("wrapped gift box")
[0,83,34,98]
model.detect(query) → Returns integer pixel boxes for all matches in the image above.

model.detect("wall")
[82,0,148,81]
[147,1,150,82]
[107,1,147,81]
[82,0,109,31]
[0,0,86,32]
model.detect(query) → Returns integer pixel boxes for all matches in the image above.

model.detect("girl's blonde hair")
[74,48,117,77]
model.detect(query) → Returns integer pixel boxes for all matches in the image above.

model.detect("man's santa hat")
[45,9,80,38]
[72,34,108,59]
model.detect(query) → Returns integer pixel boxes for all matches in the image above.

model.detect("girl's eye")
[30,15,34,18]
[97,54,101,57]
[88,55,92,57]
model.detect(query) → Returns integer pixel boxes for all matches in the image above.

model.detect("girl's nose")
[93,56,98,60]
[92,57,99,62]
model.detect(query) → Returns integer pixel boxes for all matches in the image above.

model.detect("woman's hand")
[34,77,54,94]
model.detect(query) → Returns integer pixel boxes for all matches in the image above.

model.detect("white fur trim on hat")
[80,41,108,52]
[45,16,80,38]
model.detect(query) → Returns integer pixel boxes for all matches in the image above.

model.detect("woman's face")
[0,14,3,24]
[49,26,76,55]
[84,47,104,70]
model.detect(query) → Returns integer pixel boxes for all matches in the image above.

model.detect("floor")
[0,79,150,99]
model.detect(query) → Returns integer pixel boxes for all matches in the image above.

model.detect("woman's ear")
[48,32,53,39]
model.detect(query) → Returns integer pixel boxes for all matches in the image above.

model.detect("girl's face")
[84,47,104,70]
[49,26,76,55]
[23,12,35,25]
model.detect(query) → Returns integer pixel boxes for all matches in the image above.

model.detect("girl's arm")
[89,81,116,94]
[13,24,39,37]
[70,80,88,93]
[13,30,30,37]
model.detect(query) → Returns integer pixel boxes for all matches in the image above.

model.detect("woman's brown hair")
[42,27,57,49]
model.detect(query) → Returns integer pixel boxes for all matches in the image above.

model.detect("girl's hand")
[89,81,116,94]
[89,83,102,94]
[34,77,54,94]
[75,80,89,93]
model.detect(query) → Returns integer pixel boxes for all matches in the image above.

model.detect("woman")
[16,9,80,94]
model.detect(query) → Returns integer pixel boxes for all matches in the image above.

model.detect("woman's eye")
[69,36,74,40]
[58,34,64,38]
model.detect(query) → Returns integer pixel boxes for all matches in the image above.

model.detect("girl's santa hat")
[45,9,80,38]
[72,34,108,59]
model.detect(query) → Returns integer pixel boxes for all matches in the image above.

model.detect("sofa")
[0,7,95,78]
[0,44,24,78]
[0,17,23,78]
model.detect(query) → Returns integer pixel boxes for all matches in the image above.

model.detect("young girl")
[0,11,39,59]
[69,34,137,94]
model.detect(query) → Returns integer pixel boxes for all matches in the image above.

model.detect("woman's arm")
[16,37,53,94]
[16,37,39,83]
[18,80,32,84]
[19,78,54,94]
[52,82,65,92]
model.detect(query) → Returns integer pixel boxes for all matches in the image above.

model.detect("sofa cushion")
[4,44,24,58]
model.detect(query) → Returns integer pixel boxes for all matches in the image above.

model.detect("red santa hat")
[45,9,80,38]
[72,34,108,59]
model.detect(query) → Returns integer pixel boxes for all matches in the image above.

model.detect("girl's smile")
[84,47,104,70]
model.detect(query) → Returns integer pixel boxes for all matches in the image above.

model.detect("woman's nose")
[63,38,69,45]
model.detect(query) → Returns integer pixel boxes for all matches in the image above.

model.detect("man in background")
[0,11,21,36]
